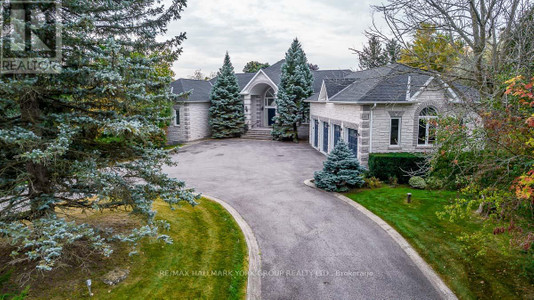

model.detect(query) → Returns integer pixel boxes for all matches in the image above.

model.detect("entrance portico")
[241,70,278,128]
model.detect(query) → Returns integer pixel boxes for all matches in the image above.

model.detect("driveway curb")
[303,179,457,300]
[200,194,262,300]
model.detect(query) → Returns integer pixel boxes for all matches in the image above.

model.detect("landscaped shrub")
[364,177,383,189]
[426,177,445,190]
[409,176,427,189]
[314,140,365,192]
[368,153,425,184]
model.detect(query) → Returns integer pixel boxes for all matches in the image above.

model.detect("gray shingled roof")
[208,72,256,90]
[174,60,353,102]
[170,79,213,102]
[262,59,352,93]
[324,78,357,98]
[324,64,434,102]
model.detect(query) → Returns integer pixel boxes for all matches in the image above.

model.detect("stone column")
[243,94,252,127]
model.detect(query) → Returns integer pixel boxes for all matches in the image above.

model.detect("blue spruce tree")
[0,1,198,271]
[314,140,365,192]
[271,39,314,142]
[209,53,246,138]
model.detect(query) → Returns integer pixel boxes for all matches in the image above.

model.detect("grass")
[2,198,248,300]
[345,186,534,300]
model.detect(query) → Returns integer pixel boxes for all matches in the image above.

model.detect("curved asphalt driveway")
[164,139,441,300]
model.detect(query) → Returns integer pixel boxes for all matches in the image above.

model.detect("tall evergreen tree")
[271,39,314,142]
[314,140,365,192]
[209,53,246,138]
[352,35,388,70]
[385,39,402,63]
[0,1,198,271]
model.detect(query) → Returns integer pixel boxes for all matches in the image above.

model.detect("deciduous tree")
[242,61,270,73]
[399,23,462,73]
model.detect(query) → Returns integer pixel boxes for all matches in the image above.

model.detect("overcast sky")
[164,0,386,79]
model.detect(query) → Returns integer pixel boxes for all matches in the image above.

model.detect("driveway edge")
[303,179,457,300]
[200,194,262,300]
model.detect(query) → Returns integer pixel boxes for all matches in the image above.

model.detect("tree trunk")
[20,91,52,218]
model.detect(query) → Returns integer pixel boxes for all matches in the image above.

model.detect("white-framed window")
[264,88,276,107]
[173,108,180,126]
[390,118,401,146]
[418,107,438,145]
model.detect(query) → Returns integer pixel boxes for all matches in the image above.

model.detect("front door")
[264,88,277,127]
[323,122,329,153]
[267,108,276,126]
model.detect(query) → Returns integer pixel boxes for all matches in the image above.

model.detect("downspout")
[369,103,377,153]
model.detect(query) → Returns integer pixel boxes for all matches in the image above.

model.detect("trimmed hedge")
[368,153,425,184]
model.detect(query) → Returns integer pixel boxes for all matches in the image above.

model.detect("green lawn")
[345,187,534,300]
[23,198,248,300]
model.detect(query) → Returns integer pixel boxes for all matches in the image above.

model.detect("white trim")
[440,80,462,103]
[417,108,438,146]
[240,69,278,95]
[410,76,435,101]
[318,80,328,101]
[389,117,401,146]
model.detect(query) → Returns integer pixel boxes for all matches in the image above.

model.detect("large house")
[168,61,475,167]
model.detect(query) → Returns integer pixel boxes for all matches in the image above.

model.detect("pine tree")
[354,35,388,70]
[209,53,246,138]
[385,39,402,63]
[0,1,198,271]
[271,39,314,142]
[314,140,365,192]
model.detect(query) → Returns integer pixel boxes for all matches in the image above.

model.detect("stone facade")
[309,85,465,167]
[167,102,211,144]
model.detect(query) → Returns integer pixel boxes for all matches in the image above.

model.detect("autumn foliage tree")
[399,23,462,73]
[432,76,534,255]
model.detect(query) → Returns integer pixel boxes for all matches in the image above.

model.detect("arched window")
[264,88,276,107]
[418,107,438,145]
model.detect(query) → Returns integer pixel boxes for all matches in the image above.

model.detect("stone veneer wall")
[370,88,448,154]
[167,102,211,144]
[309,85,460,167]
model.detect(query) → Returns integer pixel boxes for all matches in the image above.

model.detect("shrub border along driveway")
[199,194,262,300]
[303,179,457,300]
